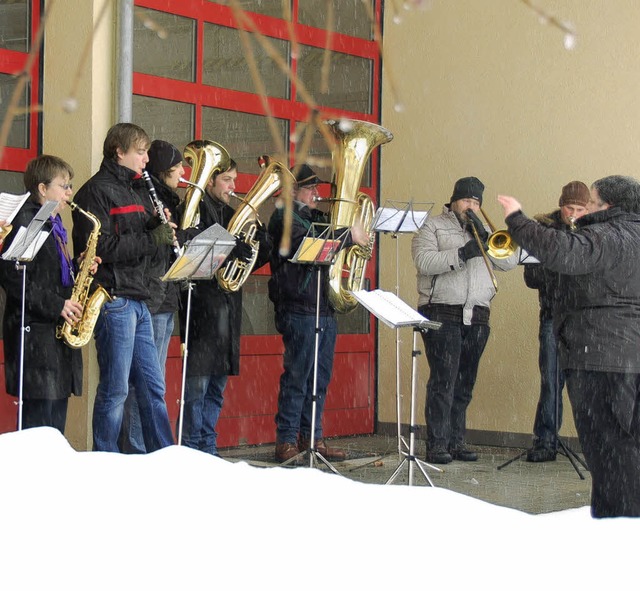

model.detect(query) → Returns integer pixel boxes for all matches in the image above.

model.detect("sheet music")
[1,227,50,261]
[519,249,540,264]
[0,191,30,223]
[351,289,441,329]
[373,202,432,233]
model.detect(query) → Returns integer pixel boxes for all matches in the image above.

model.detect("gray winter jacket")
[411,206,519,324]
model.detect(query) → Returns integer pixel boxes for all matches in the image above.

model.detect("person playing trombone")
[411,176,519,464]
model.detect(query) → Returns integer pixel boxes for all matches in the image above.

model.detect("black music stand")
[280,222,349,474]
[2,200,58,430]
[351,288,442,486]
[162,223,235,445]
[372,201,433,462]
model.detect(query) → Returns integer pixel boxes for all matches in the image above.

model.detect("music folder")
[2,200,58,262]
[289,223,349,266]
[350,288,442,330]
[162,223,236,282]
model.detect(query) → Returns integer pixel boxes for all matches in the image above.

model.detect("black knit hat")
[146,140,182,176]
[450,176,485,206]
[292,163,327,188]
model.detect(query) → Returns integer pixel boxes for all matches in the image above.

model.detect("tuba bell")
[217,155,296,292]
[180,140,231,229]
[324,118,393,313]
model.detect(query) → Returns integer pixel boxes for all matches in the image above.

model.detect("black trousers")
[565,369,640,518]
[420,318,490,449]
[21,398,69,433]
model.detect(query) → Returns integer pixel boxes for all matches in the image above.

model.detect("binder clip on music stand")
[372,201,433,463]
[351,288,443,486]
[1,200,58,431]
[161,223,236,445]
[280,222,349,474]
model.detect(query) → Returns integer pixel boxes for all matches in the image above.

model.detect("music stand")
[280,222,349,474]
[2,200,58,430]
[161,223,236,445]
[351,288,442,486]
[372,201,433,462]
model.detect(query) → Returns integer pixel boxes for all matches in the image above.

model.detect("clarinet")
[141,170,180,256]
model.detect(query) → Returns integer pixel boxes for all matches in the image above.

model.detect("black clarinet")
[142,170,180,256]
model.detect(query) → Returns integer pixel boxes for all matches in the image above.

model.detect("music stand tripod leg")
[176,281,193,446]
[386,329,442,486]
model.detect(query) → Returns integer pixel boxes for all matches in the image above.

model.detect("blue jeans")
[92,298,174,452]
[120,311,175,454]
[532,317,564,447]
[421,320,490,449]
[181,374,228,455]
[275,311,337,444]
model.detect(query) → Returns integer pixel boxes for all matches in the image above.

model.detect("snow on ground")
[0,427,636,590]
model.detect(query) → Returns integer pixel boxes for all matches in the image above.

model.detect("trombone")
[466,208,517,292]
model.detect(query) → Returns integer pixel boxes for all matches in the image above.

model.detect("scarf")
[49,214,74,287]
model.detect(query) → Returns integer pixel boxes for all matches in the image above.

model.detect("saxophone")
[56,202,112,348]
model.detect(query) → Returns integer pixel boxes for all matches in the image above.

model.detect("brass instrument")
[217,155,295,292]
[324,118,394,313]
[0,223,12,247]
[180,140,231,229]
[465,208,517,292]
[56,202,111,348]
[568,216,577,231]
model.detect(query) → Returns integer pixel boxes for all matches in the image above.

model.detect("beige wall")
[380,0,640,440]
[42,0,115,449]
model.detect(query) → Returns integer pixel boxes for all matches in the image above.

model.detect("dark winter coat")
[178,192,270,376]
[507,207,640,373]
[140,175,181,315]
[0,200,82,399]
[522,209,568,322]
[71,158,159,301]
[267,201,334,316]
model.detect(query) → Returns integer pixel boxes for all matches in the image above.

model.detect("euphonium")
[217,155,295,292]
[180,140,231,229]
[324,118,393,313]
[56,202,112,348]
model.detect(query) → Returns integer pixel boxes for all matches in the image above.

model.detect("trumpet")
[465,208,517,292]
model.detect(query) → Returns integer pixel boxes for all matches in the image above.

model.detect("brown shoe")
[299,438,346,461]
[275,442,300,463]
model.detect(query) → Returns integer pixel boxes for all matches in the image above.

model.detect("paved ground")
[221,434,592,514]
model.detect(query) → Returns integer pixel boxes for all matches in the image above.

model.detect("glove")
[466,210,489,243]
[458,239,483,262]
[254,222,268,244]
[150,223,175,247]
[230,237,253,263]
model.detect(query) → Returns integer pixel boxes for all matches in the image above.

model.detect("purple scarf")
[49,214,74,287]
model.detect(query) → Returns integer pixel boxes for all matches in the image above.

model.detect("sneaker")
[275,442,300,463]
[425,446,453,464]
[526,446,557,463]
[450,445,478,462]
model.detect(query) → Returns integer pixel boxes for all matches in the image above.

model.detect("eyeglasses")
[56,183,73,191]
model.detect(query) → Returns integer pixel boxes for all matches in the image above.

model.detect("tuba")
[56,202,111,348]
[180,140,231,229]
[324,118,393,313]
[217,155,295,292]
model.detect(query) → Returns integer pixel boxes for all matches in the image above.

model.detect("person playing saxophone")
[0,155,99,434]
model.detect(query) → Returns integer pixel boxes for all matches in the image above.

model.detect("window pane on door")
[0,0,30,52]
[203,23,290,100]
[132,95,195,154]
[298,0,374,40]
[134,8,196,82]
[202,108,289,175]
[296,45,372,114]
[0,73,29,148]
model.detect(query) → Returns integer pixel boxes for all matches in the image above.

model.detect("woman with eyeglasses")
[0,154,96,434]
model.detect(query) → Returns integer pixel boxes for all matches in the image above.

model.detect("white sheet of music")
[351,289,427,328]
[0,191,30,223]
[1,226,50,261]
